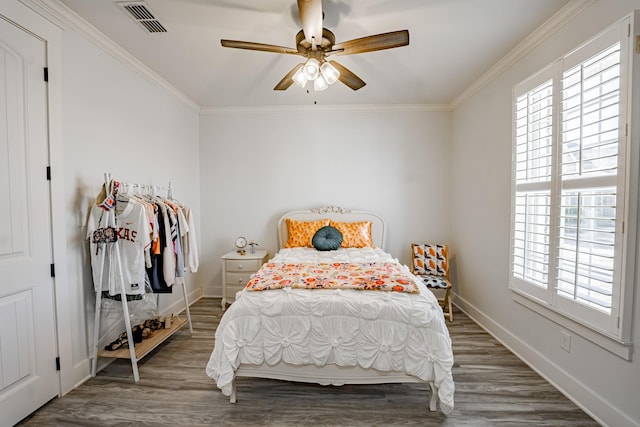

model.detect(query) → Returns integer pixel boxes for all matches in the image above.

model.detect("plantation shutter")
[510,16,636,351]
[511,70,554,300]
[556,40,622,318]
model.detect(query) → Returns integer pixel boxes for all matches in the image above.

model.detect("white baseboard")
[453,295,634,427]
[65,359,92,396]
[202,286,221,298]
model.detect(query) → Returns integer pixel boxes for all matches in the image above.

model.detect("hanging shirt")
[157,201,176,286]
[86,198,151,296]
[182,206,199,273]
[146,202,171,293]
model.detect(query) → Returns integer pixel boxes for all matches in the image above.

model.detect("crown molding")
[451,0,596,109]
[200,103,451,115]
[29,0,200,113]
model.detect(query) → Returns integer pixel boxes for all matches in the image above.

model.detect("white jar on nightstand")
[221,249,268,310]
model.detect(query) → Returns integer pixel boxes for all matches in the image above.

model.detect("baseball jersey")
[87,198,152,296]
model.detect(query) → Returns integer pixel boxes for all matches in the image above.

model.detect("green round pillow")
[312,226,343,251]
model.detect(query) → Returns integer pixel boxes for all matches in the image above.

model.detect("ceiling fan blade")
[221,39,300,55]
[333,30,409,56]
[329,60,366,91]
[274,63,303,91]
[297,0,323,48]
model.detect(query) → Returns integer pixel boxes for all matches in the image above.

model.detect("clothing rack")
[90,173,193,382]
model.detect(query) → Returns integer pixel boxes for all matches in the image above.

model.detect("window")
[510,18,636,354]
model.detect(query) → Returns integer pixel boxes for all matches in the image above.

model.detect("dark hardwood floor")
[18,298,600,426]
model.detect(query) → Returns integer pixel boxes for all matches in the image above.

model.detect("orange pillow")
[329,221,374,248]
[285,218,330,248]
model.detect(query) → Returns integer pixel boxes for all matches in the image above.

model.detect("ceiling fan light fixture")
[221,1,410,93]
[292,66,308,88]
[320,61,340,85]
[302,58,320,80]
[313,75,329,91]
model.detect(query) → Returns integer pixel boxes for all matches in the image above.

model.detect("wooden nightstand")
[221,249,268,310]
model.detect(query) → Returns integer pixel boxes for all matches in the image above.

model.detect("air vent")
[117,1,167,33]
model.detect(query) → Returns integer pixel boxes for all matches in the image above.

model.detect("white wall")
[450,1,640,425]
[197,107,451,297]
[57,24,200,386]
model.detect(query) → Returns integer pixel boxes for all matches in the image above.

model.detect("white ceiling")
[56,0,573,109]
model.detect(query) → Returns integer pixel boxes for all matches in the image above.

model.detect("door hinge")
[46,166,51,181]
[44,67,48,82]
[50,263,55,277]
[55,357,60,371]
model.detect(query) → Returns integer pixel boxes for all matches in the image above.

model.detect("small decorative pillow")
[329,221,374,248]
[285,218,330,248]
[312,226,343,251]
[412,244,448,276]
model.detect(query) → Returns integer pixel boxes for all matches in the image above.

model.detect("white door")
[0,15,58,426]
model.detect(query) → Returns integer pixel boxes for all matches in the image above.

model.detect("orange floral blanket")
[245,262,419,294]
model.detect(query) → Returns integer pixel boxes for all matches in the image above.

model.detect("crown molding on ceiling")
[28,0,200,113]
[200,103,451,115]
[450,0,596,109]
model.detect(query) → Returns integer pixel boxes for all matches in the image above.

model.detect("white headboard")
[277,206,386,250]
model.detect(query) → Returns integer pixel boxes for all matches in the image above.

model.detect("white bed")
[206,206,455,414]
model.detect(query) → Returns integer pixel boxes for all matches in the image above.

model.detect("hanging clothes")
[87,179,198,296]
[146,201,171,293]
[86,187,151,296]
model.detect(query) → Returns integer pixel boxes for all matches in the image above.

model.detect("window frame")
[509,14,638,359]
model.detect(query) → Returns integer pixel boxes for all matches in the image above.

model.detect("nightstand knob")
[237,264,244,270]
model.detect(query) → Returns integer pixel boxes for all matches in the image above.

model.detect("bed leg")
[429,382,438,411]
[230,381,237,404]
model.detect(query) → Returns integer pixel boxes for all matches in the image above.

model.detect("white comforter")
[206,248,455,413]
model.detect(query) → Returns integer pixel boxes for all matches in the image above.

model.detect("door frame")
[4,0,75,396]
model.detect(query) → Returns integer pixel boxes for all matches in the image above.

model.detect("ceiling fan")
[220,0,409,91]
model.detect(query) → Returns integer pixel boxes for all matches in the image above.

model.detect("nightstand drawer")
[226,272,254,287]
[225,259,261,272]
[221,249,268,311]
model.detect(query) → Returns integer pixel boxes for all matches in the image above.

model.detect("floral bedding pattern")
[245,262,420,294]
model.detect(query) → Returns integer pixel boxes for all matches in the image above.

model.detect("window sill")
[512,290,632,360]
